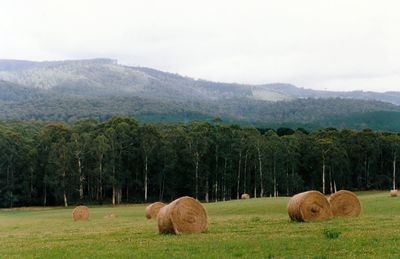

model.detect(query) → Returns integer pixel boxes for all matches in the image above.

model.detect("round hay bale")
[287,191,332,222]
[72,205,89,221]
[390,189,398,197]
[241,193,250,199]
[145,202,166,219]
[328,190,361,217]
[157,196,208,234]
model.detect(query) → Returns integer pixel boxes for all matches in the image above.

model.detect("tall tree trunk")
[237,150,242,199]
[257,147,263,197]
[273,158,277,197]
[322,154,326,194]
[63,170,68,207]
[195,152,199,200]
[30,166,34,203]
[87,175,91,201]
[78,155,84,200]
[126,185,129,203]
[10,167,14,208]
[63,190,68,208]
[367,160,370,189]
[112,188,116,205]
[254,162,257,198]
[329,166,333,194]
[6,165,9,188]
[291,163,295,195]
[215,146,218,202]
[112,164,116,205]
[43,182,47,206]
[98,157,103,202]
[144,155,148,202]
[223,157,227,201]
[364,157,368,189]
[244,150,248,193]
[286,158,289,196]
[117,189,122,204]
[159,171,165,201]
[393,154,397,190]
[205,172,209,203]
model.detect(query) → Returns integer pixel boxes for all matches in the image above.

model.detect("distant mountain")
[259,83,400,105]
[0,58,291,102]
[0,58,399,130]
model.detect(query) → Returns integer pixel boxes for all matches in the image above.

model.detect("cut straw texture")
[390,189,398,197]
[241,193,250,199]
[157,196,208,234]
[287,191,332,222]
[104,213,118,219]
[145,202,166,219]
[328,190,361,217]
[72,206,89,221]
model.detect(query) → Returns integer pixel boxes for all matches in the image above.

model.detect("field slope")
[0,192,400,258]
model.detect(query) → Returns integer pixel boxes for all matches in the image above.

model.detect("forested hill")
[0,59,400,130]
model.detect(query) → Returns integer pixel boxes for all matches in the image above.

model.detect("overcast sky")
[1,0,399,92]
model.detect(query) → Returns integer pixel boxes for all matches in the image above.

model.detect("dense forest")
[0,116,399,208]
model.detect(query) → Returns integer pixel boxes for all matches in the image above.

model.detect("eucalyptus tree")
[38,123,71,207]
[0,127,27,207]
[210,119,222,202]
[264,130,284,197]
[104,116,139,205]
[69,132,89,200]
[312,129,338,194]
[186,121,211,200]
[232,125,250,199]
[239,127,258,196]
[214,124,235,201]
[243,127,264,198]
[92,134,109,202]
[48,137,70,207]
[139,124,160,202]
[69,120,98,201]
[383,133,400,190]
[281,133,301,196]
[157,124,184,201]
[355,129,380,189]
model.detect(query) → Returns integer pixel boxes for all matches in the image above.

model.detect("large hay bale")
[287,191,332,222]
[328,190,361,217]
[145,202,166,219]
[72,205,89,221]
[390,189,398,197]
[241,193,250,199]
[157,196,208,234]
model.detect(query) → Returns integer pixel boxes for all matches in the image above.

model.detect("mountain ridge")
[0,58,399,130]
[1,58,399,103]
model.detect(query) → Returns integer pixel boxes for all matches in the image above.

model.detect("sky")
[0,0,399,92]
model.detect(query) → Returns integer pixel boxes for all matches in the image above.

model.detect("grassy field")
[1,192,400,258]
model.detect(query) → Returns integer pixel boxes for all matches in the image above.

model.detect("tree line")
[0,116,399,208]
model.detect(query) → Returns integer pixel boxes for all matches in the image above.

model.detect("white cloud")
[1,0,399,92]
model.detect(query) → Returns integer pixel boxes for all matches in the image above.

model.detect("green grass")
[1,192,400,258]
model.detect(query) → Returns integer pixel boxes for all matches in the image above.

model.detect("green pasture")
[1,192,400,258]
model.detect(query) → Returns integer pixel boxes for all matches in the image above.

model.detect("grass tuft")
[322,228,341,239]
